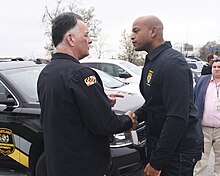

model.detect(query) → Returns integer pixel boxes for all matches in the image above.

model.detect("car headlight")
[110,132,132,148]
[110,122,147,148]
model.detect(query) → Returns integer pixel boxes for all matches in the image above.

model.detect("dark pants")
[160,149,202,176]
[146,137,203,176]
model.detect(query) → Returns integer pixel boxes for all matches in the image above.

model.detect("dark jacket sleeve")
[135,102,147,123]
[68,67,132,136]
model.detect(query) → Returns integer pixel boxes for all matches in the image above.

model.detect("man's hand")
[144,163,161,176]
[125,111,138,130]
[107,93,124,107]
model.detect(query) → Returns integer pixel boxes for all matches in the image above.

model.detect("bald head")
[131,15,164,52]
[135,15,163,33]
[138,16,163,26]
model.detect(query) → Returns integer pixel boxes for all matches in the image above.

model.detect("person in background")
[128,15,204,176]
[37,12,137,176]
[201,54,214,75]
[194,58,220,176]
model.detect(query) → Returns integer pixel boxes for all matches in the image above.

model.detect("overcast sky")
[1,0,220,59]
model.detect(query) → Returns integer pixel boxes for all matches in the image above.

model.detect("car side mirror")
[119,73,132,78]
[0,93,16,106]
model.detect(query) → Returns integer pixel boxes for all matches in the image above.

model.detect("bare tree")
[118,29,145,64]
[42,0,101,56]
[118,29,137,63]
[92,33,108,59]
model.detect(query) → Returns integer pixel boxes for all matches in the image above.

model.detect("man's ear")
[66,33,75,46]
[151,26,157,38]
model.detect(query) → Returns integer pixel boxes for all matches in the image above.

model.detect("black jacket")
[135,42,203,170]
[201,64,212,75]
[37,53,132,176]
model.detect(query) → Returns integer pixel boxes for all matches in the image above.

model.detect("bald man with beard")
[129,15,204,176]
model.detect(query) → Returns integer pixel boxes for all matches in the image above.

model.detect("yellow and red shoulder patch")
[84,75,97,87]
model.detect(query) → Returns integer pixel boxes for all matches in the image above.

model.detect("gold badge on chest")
[146,70,153,86]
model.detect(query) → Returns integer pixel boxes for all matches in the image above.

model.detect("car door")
[0,80,30,172]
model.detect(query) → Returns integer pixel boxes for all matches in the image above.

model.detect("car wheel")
[35,152,47,176]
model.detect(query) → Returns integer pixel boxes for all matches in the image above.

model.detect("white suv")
[185,57,205,74]
[80,59,142,83]
[185,57,205,86]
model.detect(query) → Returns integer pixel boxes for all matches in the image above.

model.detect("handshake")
[107,93,138,130]
[125,111,138,130]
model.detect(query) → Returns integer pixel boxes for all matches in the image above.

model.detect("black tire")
[35,152,47,176]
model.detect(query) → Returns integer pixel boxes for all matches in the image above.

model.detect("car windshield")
[2,66,45,102]
[119,61,142,75]
[2,65,125,102]
[95,69,124,88]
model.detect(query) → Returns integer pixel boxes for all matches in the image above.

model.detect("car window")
[99,63,120,77]
[115,65,129,76]
[98,63,131,77]
[0,82,5,94]
[95,69,124,88]
[0,81,18,106]
[187,62,203,72]
[0,82,8,101]
[2,66,44,102]
[119,61,142,75]
[188,63,198,69]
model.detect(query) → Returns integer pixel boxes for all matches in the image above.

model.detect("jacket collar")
[147,41,172,61]
[51,52,80,64]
